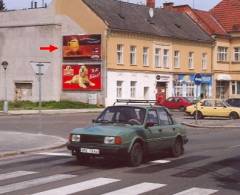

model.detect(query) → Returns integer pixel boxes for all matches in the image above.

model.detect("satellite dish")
[149,8,154,18]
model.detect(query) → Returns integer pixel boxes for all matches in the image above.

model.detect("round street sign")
[194,74,202,85]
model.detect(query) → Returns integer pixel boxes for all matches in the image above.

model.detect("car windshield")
[96,106,146,125]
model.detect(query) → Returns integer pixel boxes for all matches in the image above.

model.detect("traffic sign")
[30,61,50,75]
[194,74,202,85]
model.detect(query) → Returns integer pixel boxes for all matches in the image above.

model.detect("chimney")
[146,0,155,8]
[163,2,174,10]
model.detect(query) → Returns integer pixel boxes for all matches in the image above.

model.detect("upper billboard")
[63,34,101,60]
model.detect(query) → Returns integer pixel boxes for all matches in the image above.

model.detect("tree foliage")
[0,0,5,11]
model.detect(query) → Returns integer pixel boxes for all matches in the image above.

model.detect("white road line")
[102,182,166,195]
[173,187,218,195]
[0,174,76,194]
[150,160,171,164]
[37,152,72,157]
[32,178,120,195]
[0,171,37,181]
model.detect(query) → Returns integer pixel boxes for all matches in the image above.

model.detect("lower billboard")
[62,64,101,91]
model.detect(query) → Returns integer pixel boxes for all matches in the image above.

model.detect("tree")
[0,0,5,11]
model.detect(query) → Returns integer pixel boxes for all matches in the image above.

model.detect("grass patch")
[0,101,102,110]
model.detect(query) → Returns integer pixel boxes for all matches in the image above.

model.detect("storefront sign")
[63,34,101,60]
[176,74,212,85]
[62,64,101,91]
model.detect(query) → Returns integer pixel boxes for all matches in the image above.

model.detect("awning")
[216,74,231,81]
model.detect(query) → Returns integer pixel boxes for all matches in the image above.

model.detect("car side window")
[157,109,172,126]
[215,100,224,107]
[202,100,214,107]
[146,110,159,125]
[167,97,174,102]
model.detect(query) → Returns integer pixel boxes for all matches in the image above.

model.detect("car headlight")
[104,136,115,144]
[71,134,81,142]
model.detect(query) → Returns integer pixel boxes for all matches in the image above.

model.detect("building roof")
[210,0,240,32]
[83,0,213,43]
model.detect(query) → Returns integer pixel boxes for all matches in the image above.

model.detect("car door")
[164,97,175,109]
[214,100,231,117]
[157,108,177,149]
[144,109,163,152]
[199,100,215,116]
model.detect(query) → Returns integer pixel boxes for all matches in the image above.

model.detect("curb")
[181,122,239,128]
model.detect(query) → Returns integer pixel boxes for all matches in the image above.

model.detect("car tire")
[229,112,239,120]
[128,142,143,167]
[179,106,185,112]
[171,138,183,157]
[193,111,203,120]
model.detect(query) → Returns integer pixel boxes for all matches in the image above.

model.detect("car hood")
[71,123,138,136]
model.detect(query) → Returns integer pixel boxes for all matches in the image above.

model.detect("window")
[231,81,240,95]
[130,46,136,65]
[217,47,228,62]
[155,48,161,67]
[202,100,215,107]
[186,82,194,97]
[116,81,123,98]
[188,52,194,69]
[202,53,207,70]
[174,50,180,68]
[174,81,183,97]
[143,47,149,66]
[234,47,240,62]
[157,108,172,125]
[143,87,149,99]
[15,83,32,101]
[163,49,169,68]
[130,81,137,98]
[146,110,159,125]
[117,44,123,64]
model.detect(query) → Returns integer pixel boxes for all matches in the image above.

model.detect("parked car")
[67,100,188,167]
[185,99,240,119]
[226,98,240,107]
[159,97,192,111]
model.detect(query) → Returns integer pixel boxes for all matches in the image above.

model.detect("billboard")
[63,34,101,60]
[62,64,101,91]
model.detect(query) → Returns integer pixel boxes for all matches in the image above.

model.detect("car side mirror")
[145,122,155,128]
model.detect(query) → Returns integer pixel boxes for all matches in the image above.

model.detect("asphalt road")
[0,112,240,194]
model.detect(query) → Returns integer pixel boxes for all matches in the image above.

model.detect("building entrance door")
[156,82,167,104]
[216,81,229,99]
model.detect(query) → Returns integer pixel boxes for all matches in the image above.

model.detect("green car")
[67,102,188,166]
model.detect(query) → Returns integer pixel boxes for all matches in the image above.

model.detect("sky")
[4,0,221,11]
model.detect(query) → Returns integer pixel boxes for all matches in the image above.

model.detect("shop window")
[202,53,207,70]
[130,81,137,98]
[144,87,149,99]
[15,83,32,101]
[155,48,161,67]
[186,82,194,97]
[130,46,136,65]
[174,81,183,97]
[174,50,180,68]
[237,81,240,94]
[231,81,240,95]
[143,47,149,66]
[163,49,169,68]
[116,81,123,98]
[217,47,228,62]
[234,47,240,62]
[232,81,236,94]
[188,52,194,69]
[117,44,124,64]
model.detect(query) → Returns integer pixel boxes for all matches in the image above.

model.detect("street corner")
[0,131,67,158]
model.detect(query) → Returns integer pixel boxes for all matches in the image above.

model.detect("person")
[156,89,166,105]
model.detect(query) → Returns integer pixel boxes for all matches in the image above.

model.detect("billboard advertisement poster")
[62,64,101,91]
[63,34,101,60]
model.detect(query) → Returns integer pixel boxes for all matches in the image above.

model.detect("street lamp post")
[1,61,9,113]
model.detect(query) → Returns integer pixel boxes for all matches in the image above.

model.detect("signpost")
[193,74,202,124]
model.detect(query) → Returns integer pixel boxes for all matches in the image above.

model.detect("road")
[0,112,240,194]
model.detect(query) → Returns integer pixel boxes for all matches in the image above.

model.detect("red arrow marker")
[40,44,58,52]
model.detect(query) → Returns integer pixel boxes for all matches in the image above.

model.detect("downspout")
[211,36,216,98]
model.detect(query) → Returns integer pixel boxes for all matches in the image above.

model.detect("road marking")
[150,160,171,164]
[32,178,120,195]
[0,174,76,194]
[0,171,36,181]
[229,145,240,149]
[172,187,218,195]
[102,182,166,195]
[37,152,72,157]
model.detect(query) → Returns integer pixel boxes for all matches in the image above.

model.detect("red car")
[159,97,192,111]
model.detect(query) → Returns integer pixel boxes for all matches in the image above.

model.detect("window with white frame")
[130,46,136,65]
[217,47,228,62]
[234,47,240,62]
[155,48,161,67]
[143,47,149,66]
[188,52,194,69]
[163,49,169,68]
[202,53,207,70]
[130,81,137,98]
[232,81,240,95]
[186,82,194,97]
[174,50,180,68]
[116,81,123,98]
[174,81,183,96]
[117,44,123,64]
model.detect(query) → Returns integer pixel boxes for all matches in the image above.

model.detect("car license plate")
[80,148,100,154]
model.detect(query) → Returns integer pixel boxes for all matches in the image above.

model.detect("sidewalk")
[0,131,67,158]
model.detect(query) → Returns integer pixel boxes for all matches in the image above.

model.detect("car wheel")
[193,111,203,120]
[179,106,185,112]
[229,112,239,120]
[171,138,183,157]
[129,142,143,167]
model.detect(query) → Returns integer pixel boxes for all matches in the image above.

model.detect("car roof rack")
[113,99,157,106]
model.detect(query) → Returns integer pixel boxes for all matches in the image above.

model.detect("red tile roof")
[210,0,240,32]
